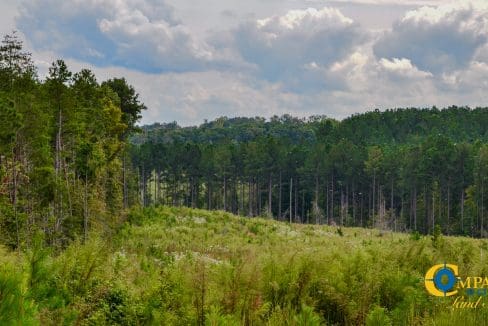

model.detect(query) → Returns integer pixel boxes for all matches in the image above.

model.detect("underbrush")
[1,206,488,325]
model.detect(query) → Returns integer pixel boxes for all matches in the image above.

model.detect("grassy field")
[2,206,488,325]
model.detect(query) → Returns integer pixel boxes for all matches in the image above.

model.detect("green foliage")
[0,32,142,249]
[337,227,344,237]
[432,224,443,248]
[0,248,38,325]
[366,306,392,326]
[2,207,488,324]
[294,304,323,326]
[131,105,488,238]
[410,231,421,241]
[3,30,488,325]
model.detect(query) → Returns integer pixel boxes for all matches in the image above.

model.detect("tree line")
[131,109,488,237]
[0,33,145,249]
[2,30,488,250]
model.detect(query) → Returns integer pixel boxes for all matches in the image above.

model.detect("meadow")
[2,206,488,325]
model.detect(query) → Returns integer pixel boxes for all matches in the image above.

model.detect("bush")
[0,258,38,325]
[366,306,392,326]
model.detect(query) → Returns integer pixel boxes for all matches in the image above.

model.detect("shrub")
[366,306,392,326]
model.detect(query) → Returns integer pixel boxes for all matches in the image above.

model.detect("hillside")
[2,206,488,325]
[129,107,488,239]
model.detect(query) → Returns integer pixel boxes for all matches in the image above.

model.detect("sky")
[1,0,488,126]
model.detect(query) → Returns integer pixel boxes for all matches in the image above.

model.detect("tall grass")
[1,206,488,324]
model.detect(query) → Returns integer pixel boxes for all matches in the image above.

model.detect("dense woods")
[0,33,144,249]
[132,108,488,238]
[2,29,488,254]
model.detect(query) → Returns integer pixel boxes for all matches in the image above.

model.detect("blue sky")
[1,0,488,125]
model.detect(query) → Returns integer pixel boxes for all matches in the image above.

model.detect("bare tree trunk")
[240,180,244,215]
[368,187,371,224]
[278,171,282,220]
[424,186,428,233]
[461,189,465,233]
[372,170,376,228]
[413,186,417,231]
[154,171,158,206]
[84,171,88,243]
[482,179,484,236]
[289,177,293,223]
[432,190,435,232]
[268,173,272,217]
[331,173,334,223]
[340,189,344,226]
[315,174,319,224]
[257,177,260,215]
[390,178,394,229]
[294,178,298,222]
[12,150,20,251]
[359,193,363,227]
[447,183,450,235]
[142,164,147,207]
[352,183,356,226]
[248,178,252,217]
[326,180,329,225]
[223,172,227,211]
[157,169,161,205]
[208,179,212,210]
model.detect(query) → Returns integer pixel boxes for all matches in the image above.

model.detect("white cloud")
[230,7,366,91]
[373,1,488,74]
[17,0,213,72]
[379,57,433,78]
[2,0,487,126]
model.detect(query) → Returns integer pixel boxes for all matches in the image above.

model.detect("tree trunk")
[372,170,376,228]
[207,179,212,210]
[257,177,260,215]
[84,171,88,243]
[340,188,344,226]
[294,178,298,222]
[352,183,356,226]
[315,174,319,224]
[248,178,252,217]
[268,173,272,217]
[223,172,227,211]
[482,179,484,236]
[413,186,417,231]
[461,189,465,233]
[157,169,161,205]
[326,180,329,225]
[289,177,293,223]
[123,153,127,209]
[12,151,20,251]
[360,192,364,227]
[390,178,394,229]
[447,183,450,235]
[331,173,334,224]
[278,171,282,220]
[240,180,244,215]
[432,189,435,232]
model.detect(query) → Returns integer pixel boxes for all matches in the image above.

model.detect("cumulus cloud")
[230,7,366,91]
[379,57,432,79]
[17,0,213,73]
[8,0,488,125]
[374,1,488,74]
